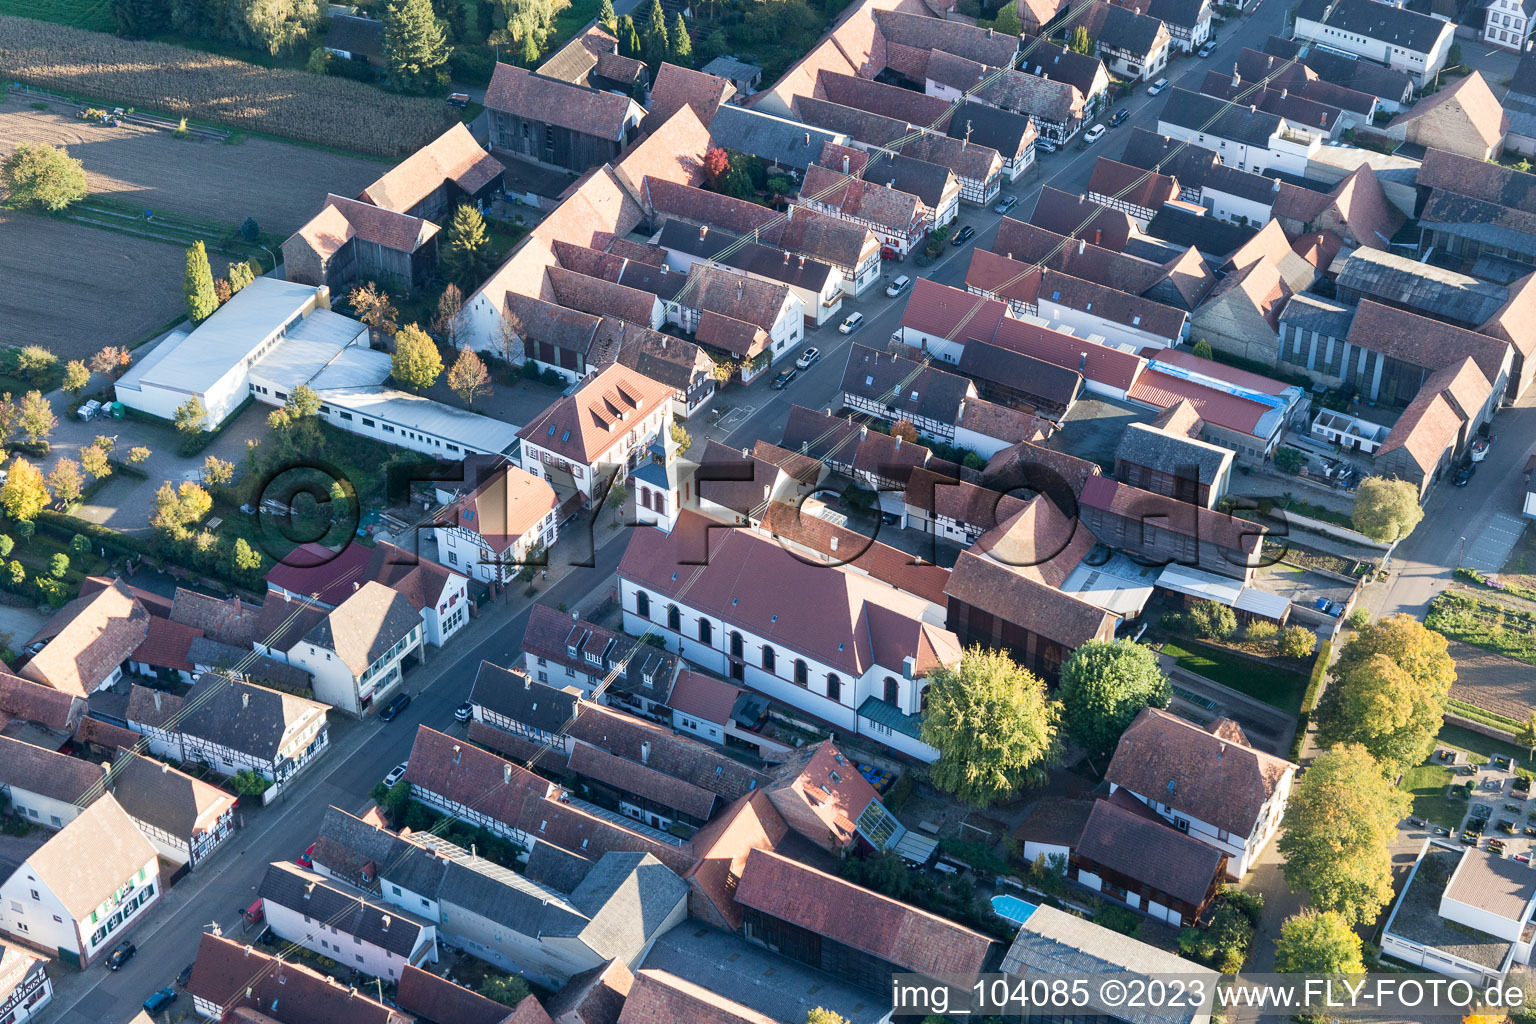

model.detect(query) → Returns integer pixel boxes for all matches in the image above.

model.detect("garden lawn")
[1399,761,1466,831]
[11,530,110,598]
[1161,640,1308,714]
[1438,724,1528,766]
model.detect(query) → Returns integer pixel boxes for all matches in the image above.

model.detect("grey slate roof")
[1000,905,1218,1024]
[1505,58,1536,139]
[470,660,578,734]
[1300,47,1415,103]
[311,805,449,897]
[655,220,835,291]
[1158,88,1282,147]
[259,860,425,958]
[437,856,588,935]
[708,104,845,171]
[1114,422,1232,485]
[945,100,1036,158]
[324,14,384,59]
[126,678,326,763]
[840,342,971,423]
[108,750,225,839]
[1075,1,1168,55]
[525,840,595,891]
[1278,292,1356,338]
[1298,0,1450,54]
[185,636,313,690]
[564,851,689,961]
[1335,247,1508,326]
[875,152,957,210]
[1145,205,1257,257]
[303,581,420,676]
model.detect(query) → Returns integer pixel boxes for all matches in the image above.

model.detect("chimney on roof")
[1079,351,1088,371]
[842,154,850,174]
[504,764,512,784]
[1320,111,1327,126]
[242,692,249,710]
[860,424,869,439]
[798,256,805,269]
[786,204,794,221]
[699,225,707,242]
[1249,104,1256,113]
[1078,238,1086,255]
[153,690,161,711]
[1233,65,1240,86]
[888,179,896,189]
[161,761,170,773]
[641,740,651,765]
[987,26,994,37]
[784,251,791,265]
[1093,229,1102,246]
[1280,87,1288,99]
[381,915,390,931]
[737,280,744,300]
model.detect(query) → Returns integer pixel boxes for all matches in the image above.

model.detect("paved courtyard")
[1462,511,1526,572]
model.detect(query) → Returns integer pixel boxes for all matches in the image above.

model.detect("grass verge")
[1161,639,1308,714]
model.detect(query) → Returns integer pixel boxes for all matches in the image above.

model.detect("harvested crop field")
[0,212,207,356]
[0,14,456,157]
[0,98,384,233]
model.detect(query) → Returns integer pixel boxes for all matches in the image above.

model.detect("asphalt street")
[45,528,627,1024]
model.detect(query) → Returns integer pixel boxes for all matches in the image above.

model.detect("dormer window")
[567,644,578,658]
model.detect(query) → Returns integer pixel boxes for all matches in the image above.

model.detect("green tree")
[241,0,323,56]
[1279,743,1409,924]
[234,537,264,572]
[228,259,257,294]
[1,143,87,212]
[348,282,399,344]
[447,348,491,405]
[640,0,668,67]
[6,561,22,586]
[383,0,450,93]
[62,361,90,397]
[806,1011,851,1024]
[150,480,213,538]
[16,391,55,443]
[1518,711,1536,760]
[598,0,616,28]
[69,534,88,555]
[285,384,322,420]
[991,2,1021,36]
[478,974,531,1009]
[439,203,495,289]
[1314,613,1454,774]
[79,444,110,481]
[1186,599,1236,640]
[618,14,641,57]
[1275,908,1365,976]
[392,324,444,391]
[919,646,1061,806]
[0,458,49,522]
[0,536,13,558]
[48,553,69,579]
[669,421,692,455]
[127,446,151,466]
[1352,476,1424,544]
[46,458,84,506]
[1191,337,1214,360]
[1274,447,1305,474]
[669,12,692,67]
[1278,625,1318,658]
[1068,24,1093,54]
[1057,639,1171,764]
[203,456,234,486]
[184,241,219,324]
[1246,620,1279,644]
[432,282,465,349]
[13,521,32,545]
[112,0,167,37]
[174,396,208,434]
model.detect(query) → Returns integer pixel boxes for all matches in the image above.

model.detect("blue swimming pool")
[991,894,1039,925]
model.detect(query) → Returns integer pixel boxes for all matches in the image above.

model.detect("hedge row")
[1289,640,1333,762]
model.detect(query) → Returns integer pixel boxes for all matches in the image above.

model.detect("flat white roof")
[1157,563,1292,620]
[1060,553,1159,616]
[119,278,321,394]
[308,347,393,390]
[321,386,521,454]
[250,312,372,389]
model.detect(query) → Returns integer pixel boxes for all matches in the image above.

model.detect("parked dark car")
[176,963,194,988]
[107,941,137,970]
[1108,108,1129,127]
[950,225,975,246]
[1454,463,1475,487]
[144,988,177,1014]
[379,693,412,721]
[771,369,797,390]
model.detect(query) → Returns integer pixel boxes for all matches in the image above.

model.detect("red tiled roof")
[1087,157,1180,214]
[1076,797,1225,907]
[322,195,437,253]
[130,615,202,674]
[1349,299,1511,388]
[618,969,778,1024]
[643,64,735,132]
[1128,368,1270,437]
[516,363,675,465]
[972,493,1096,587]
[485,63,638,140]
[758,499,952,606]
[734,848,995,982]
[902,276,1007,345]
[397,965,546,1024]
[569,742,718,820]
[452,465,559,551]
[801,163,922,233]
[764,739,880,850]
[665,667,741,726]
[358,122,503,215]
[22,581,150,697]
[683,790,788,930]
[1080,476,1265,553]
[945,549,1117,649]
[1107,707,1295,836]
[618,511,959,677]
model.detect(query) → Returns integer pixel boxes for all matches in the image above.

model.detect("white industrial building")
[115,278,520,458]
